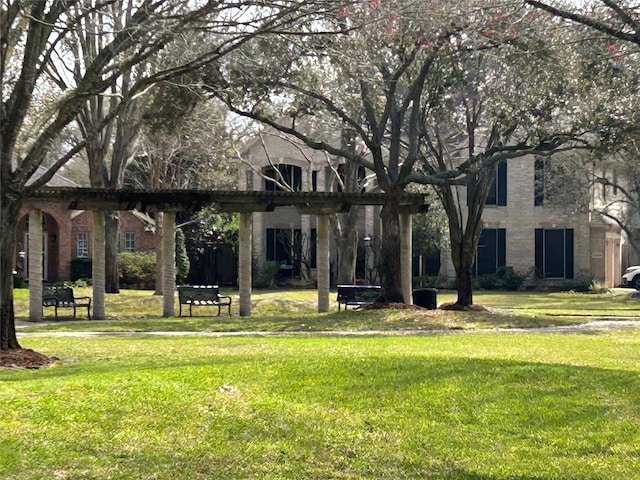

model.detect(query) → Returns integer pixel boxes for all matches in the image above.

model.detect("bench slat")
[177,285,232,317]
[336,285,381,311]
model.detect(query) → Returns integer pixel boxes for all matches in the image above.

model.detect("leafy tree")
[1,0,345,350]
[526,0,640,47]
[210,0,599,305]
[527,0,640,262]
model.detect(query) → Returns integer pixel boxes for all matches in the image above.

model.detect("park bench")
[42,285,92,320]
[177,285,232,317]
[336,284,381,311]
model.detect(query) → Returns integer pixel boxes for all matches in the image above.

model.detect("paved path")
[15,318,640,338]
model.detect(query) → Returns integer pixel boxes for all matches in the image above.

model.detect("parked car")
[622,266,640,289]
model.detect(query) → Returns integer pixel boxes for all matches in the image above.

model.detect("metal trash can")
[412,288,438,309]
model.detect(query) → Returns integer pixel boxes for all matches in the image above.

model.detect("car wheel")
[633,276,640,290]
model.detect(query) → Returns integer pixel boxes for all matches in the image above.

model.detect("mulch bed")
[0,349,56,369]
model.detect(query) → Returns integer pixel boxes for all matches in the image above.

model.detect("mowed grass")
[2,332,640,479]
[12,287,640,334]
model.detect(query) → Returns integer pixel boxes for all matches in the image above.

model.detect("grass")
[2,332,640,479]
[12,287,640,334]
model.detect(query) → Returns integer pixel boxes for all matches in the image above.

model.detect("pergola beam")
[25,188,429,214]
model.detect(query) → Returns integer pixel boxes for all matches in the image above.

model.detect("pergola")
[24,187,428,319]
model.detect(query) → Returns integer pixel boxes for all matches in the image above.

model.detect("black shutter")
[565,229,574,279]
[535,229,543,278]
[266,229,276,261]
[497,162,507,206]
[498,229,506,268]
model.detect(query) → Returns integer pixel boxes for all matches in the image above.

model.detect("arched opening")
[16,212,61,283]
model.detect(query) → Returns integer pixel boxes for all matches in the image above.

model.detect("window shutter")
[565,229,574,279]
[497,162,507,206]
[498,229,506,268]
[535,229,543,278]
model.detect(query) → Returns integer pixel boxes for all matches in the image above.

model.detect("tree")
[526,0,640,47]
[1,0,344,350]
[210,0,598,305]
[526,0,640,262]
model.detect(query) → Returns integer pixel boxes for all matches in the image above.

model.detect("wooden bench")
[177,285,232,317]
[336,284,381,311]
[42,285,92,320]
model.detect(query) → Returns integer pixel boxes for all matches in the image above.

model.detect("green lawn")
[2,332,640,479]
[12,287,640,334]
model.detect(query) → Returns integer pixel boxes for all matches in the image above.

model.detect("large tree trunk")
[1,196,22,350]
[450,227,475,307]
[336,206,359,284]
[104,211,120,293]
[378,191,404,303]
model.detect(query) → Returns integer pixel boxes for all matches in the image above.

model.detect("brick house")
[239,129,625,288]
[237,129,382,285]
[15,170,156,283]
[440,156,623,288]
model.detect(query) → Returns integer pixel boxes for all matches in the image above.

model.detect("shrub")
[475,267,526,291]
[588,280,611,294]
[118,252,156,290]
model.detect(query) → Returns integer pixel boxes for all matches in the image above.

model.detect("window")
[486,161,507,206]
[312,171,318,192]
[77,233,89,258]
[333,163,367,192]
[264,164,302,191]
[124,232,136,252]
[266,228,300,263]
[474,228,506,276]
[535,229,574,279]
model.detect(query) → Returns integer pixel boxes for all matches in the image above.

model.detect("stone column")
[28,209,43,321]
[92,211,106,319]
[400,212,413,305]
[239,211,253,316]
[162,211,176,317]
[317,214,330,312]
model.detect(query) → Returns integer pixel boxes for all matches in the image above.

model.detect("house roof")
[26,166,81,188]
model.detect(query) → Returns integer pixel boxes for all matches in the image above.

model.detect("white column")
[28,209,43,321]
[92,211,105,319]
[400,212,413,305]
[317,214,330,312]
[239,211,253,316]
[162,211,176,317]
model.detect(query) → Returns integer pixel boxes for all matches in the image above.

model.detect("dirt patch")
[0,349,56,369]
[439,302,490,312]
[364,302,427,311]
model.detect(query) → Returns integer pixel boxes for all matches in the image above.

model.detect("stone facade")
[441,156,622,287]
[240,130,624,288]
[238,130,380,284]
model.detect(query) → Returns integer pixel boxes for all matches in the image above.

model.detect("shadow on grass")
[3,342,639,478]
